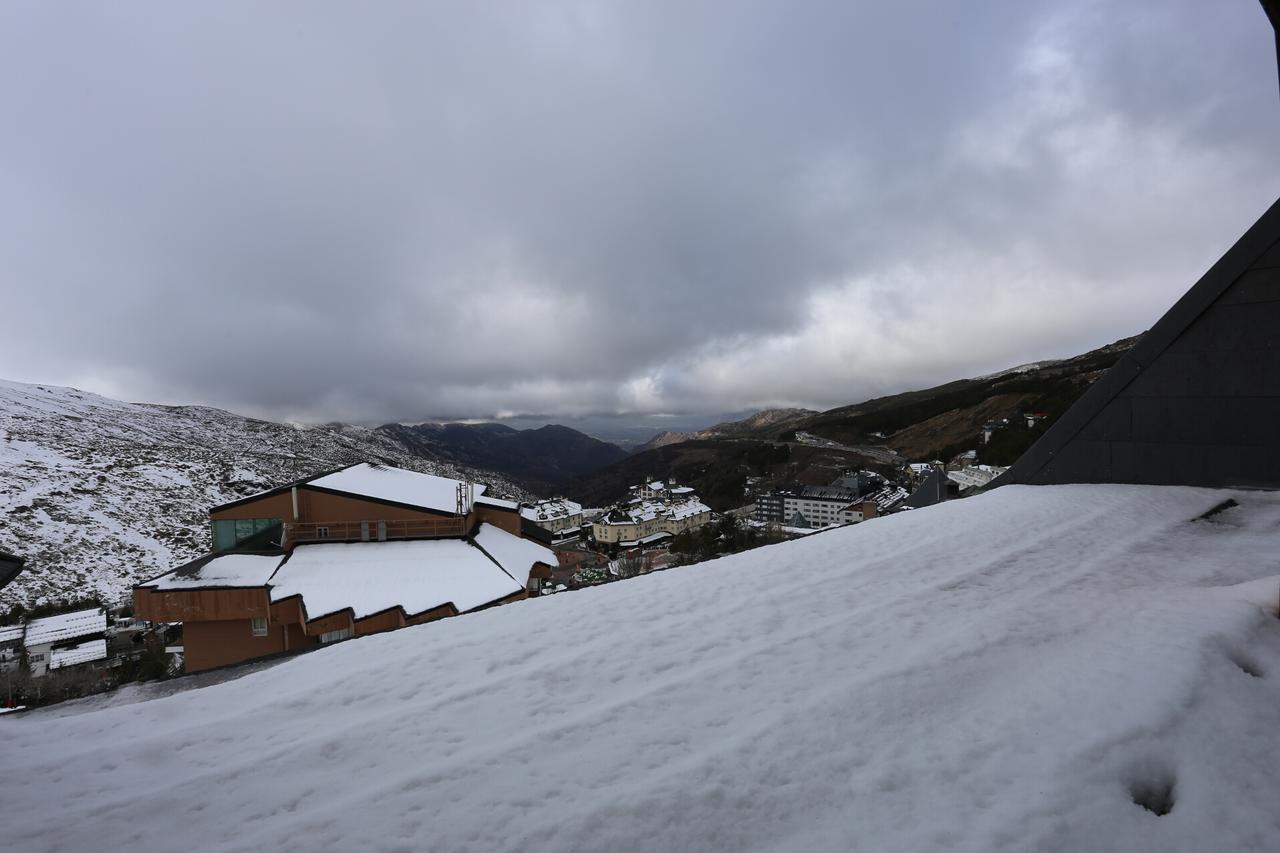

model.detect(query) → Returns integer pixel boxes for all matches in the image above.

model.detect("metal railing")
[283,518,466,547]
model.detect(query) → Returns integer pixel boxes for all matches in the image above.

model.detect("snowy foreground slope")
[4,485,1280,853]
[0,379,523,605]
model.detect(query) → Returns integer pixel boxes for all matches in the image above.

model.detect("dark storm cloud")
[1,1,1278,424]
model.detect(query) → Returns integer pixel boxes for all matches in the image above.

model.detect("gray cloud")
[1,1,1278,425]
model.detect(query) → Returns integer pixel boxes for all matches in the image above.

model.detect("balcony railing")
[283,518,466,547]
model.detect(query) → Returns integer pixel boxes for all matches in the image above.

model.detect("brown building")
[134,463,554,673]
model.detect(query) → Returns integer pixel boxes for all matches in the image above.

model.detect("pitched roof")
[24,608,107,647]
[474,523,555,586]
[210,462,492,515]
[307,463,483,514]
[520,497,584,522]
[902,469,948,510]
[145,553,284,591]
[268,524,538,621]
[50,638,108,670]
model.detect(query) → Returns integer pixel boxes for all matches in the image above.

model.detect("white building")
[781,491,864,528]
[22,608,108,678]
[520,497,585,535]
[947,465,1009,493]
[593,481,713,545]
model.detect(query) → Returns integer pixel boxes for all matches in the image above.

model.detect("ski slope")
[3,485,1279,852]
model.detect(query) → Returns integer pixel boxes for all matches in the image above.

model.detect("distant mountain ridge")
[565,336,1141,510]
[638,408,817,452]
[374,421,628,492]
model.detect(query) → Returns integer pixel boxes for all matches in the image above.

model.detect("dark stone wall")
[1000,198,1280,489]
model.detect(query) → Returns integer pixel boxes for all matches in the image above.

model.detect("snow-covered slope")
[0,379,525,606]
[4,485,1279,852]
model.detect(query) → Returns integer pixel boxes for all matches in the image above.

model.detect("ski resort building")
[520,497,585,537]
[134,463,555,672]
[592,481,713,546]
[754,484,864,528]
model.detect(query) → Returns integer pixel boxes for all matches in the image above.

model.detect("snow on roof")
[474,495,517,510]
[598,496,710,527]
[269,539,521,620]
[865,484,910,510]
[148,554,284,590]
[23,608,106,647]
[308,463,485,514]
[0,624,23,645]
[667,499,711,520]
[519,497,584,522]
[6,486,1280,852]
[473,523,555,587]
[49,638,108,670]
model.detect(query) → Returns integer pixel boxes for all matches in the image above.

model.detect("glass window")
[212,520,238,552]
[213,518,280,551]
[250,617,269,637]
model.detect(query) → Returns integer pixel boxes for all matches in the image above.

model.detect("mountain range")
[564,335,1140,510]
[374,421,627,494]
[636,408,817,452]
[1,334,1138,606]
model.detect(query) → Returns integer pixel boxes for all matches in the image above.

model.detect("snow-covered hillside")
[0,379,525,606]
[4,485,1278,852]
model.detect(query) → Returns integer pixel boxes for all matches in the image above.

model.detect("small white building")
[947,465,1009,493]
[520,497,585,535]
[22,608,108,678]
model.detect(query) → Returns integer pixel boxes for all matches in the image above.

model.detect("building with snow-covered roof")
[855,484,911,519]
[520,497,584,535]
[754,482,873,528]
[22,607,109,678]
[947,465,1008,493]
[593,482,713,545]
[135,464,555,673]
[206,461,523,552]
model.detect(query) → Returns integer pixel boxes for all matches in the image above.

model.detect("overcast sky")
[2,1,1278,426]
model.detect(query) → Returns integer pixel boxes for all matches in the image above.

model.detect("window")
[212,517,281,552]
[250,617,269,637]
[316,526,330,539]
[319,628,352,644]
